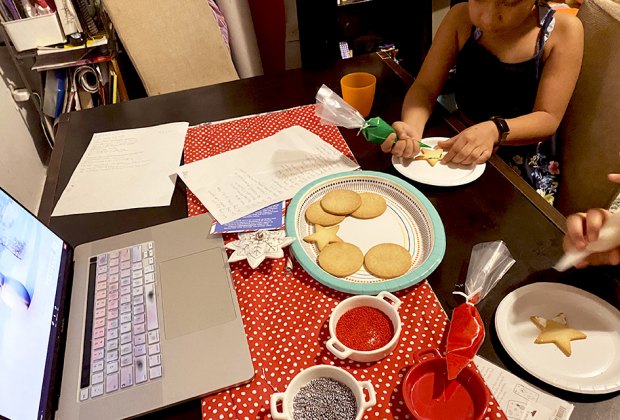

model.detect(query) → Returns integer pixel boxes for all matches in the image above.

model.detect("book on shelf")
[42,68,67,118]
[32,43,112,71]
[36,34,107,54]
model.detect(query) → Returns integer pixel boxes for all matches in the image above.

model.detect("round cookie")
[320,189,362,216]
[351,192,387,219]
[305,201,346,226]
[364,243,412,279]
[318,242,364,277]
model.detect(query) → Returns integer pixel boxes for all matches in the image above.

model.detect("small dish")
[403,348,490,420]
[270,365,376,420]
[326,291,402,362]
[286,170,446,295]
[392,137,486,187]
[495,282,620,394]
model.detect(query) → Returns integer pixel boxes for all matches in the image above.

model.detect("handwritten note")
[52,122,189,216]
[177,125,359,224]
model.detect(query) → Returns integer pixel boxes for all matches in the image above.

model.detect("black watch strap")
[490,116,510,146]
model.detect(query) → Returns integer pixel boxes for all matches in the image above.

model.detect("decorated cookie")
[303,225,342,251]
[530,313,587,357]
[305,201,346,226]
[351,192,387,219]
[364,243,412,279]
[318,242,364,277]
[414,147,445,167]
[320,190,362,215]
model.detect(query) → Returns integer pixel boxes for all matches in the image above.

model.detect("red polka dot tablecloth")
[183,105,507,419]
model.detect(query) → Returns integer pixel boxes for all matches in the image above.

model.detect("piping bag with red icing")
[446,241,515,380]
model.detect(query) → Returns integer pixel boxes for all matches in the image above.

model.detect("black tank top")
[454,6,556,123]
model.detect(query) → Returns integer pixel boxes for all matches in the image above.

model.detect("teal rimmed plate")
[286,170,446,295]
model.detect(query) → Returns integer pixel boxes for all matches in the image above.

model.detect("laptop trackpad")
[159,248,236,339]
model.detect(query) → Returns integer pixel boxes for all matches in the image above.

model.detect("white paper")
[474,356,574,420]
[176,125,359,224]
[52,122,189,216]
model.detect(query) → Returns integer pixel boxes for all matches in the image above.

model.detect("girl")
[382,0,583,204]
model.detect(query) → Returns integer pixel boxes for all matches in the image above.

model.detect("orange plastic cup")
[340,72,376,118]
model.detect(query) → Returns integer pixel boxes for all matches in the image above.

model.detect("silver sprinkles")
[292,377,357,420]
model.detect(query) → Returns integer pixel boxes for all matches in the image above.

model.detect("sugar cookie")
[414,147,445,167]
[320,190,362,216]
[305,201,346,226]
[530,313,587,357]
[364,243,412,279]
[351,192,387,219]
[318,242,364,277]
[303,225,342,251]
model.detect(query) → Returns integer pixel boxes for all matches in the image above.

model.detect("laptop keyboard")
[79,241,162,401]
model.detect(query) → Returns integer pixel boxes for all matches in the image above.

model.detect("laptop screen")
[0,188,72,420]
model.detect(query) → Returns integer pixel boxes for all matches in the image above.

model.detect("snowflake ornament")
[226,230,296,269]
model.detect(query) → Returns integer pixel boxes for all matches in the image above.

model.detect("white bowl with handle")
[269,365,376,420]
[326,291,402,362]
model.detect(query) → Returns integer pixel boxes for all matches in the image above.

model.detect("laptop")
[0,186,254,420]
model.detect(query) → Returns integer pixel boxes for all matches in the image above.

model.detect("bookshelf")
[0,1,131,147]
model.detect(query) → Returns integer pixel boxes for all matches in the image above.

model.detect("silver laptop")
[0,186,254,420]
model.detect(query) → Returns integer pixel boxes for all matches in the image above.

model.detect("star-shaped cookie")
[303,225,342,251]
[414,147,445,166]
[530,313,587,357]
[226,230,295,269]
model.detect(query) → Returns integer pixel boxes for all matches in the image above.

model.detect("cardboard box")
[2,12,66,52]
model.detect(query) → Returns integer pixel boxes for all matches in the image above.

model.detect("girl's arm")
[507,13,584,144]
[439,13,584,165]
[381,4,468,158]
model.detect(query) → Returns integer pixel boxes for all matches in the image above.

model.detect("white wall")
[432,0,451,38]
[284,0,301,70]
[0,50,47,214]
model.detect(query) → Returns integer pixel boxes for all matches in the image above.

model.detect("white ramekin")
[326,291,402,363]
[269,364,376,420]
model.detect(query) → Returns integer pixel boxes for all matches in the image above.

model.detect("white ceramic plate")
[391,137,486,187]
[285,171,446,295]
[495,282,620,394]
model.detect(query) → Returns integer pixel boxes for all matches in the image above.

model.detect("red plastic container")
[403,349,490,420]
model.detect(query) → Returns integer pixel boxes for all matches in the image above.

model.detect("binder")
[43,68,67,118]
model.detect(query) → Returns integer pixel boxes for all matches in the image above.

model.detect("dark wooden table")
[41,53,620,419]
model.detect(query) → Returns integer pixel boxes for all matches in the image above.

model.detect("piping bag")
[314,84,430,147]
[554,210,620,271]
[446,241,515,380]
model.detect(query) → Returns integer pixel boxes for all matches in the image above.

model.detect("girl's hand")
[563,209,620,268]
[608,151,620,184]
[437,121,497,165]
[380,121,421,159]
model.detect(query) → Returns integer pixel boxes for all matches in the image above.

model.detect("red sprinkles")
[336,306,394,351]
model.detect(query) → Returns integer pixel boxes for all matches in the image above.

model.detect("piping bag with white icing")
[554,210,620,271]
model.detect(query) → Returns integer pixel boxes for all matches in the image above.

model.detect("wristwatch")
[490,116,510,146]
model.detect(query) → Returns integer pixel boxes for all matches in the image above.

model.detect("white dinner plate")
[391,137,486,187]
[285,170,446,295]
[495,282,620,394]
